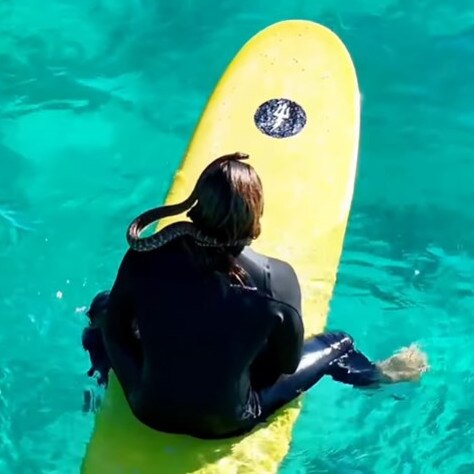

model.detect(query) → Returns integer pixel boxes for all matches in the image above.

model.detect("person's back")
[122,238,280,436]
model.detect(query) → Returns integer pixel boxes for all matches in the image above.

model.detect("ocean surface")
[1,1,473,472]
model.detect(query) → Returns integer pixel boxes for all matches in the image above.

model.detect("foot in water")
[376,344,429,383]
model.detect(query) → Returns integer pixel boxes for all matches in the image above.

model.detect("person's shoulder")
[267,255,297,277]
[241,247,300,299]
[123,236,188,263]
[249,249,301,313]
[243,247,294,267]
[242,246,298,279]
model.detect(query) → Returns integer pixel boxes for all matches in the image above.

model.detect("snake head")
[222,151,249,161]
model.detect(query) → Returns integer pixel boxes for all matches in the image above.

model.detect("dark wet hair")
[126,152,264,284]
[187,156,264,283]
[188,158,263,242]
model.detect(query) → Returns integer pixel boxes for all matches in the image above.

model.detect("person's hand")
[87,290,110,328]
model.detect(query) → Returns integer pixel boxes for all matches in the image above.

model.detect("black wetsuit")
[91,238,381,438]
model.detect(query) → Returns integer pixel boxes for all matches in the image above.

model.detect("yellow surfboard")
[82,20,360,474]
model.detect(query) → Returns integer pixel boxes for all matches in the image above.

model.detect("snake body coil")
[127,153,251,252]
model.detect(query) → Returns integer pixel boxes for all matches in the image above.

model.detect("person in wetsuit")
[84,152,428,439]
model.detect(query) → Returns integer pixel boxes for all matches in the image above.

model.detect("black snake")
[127,152,252,252]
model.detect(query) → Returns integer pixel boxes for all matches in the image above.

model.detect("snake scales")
[127,152,252,252]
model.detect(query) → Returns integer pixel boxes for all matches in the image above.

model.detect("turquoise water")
[1,1,473,472]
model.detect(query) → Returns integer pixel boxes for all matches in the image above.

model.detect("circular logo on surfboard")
[254,98,306,138]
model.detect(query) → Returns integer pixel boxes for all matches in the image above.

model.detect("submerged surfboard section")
[82,20,360,474]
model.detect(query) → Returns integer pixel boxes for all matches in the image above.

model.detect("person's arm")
[101,250,141,395]
[267,257,302,313]
[267,301,304,374]
[266,257,304,373]
[250,299,304,391]
[248,252,304,390]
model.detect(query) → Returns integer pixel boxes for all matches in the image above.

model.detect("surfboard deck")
[82,20,359,474]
